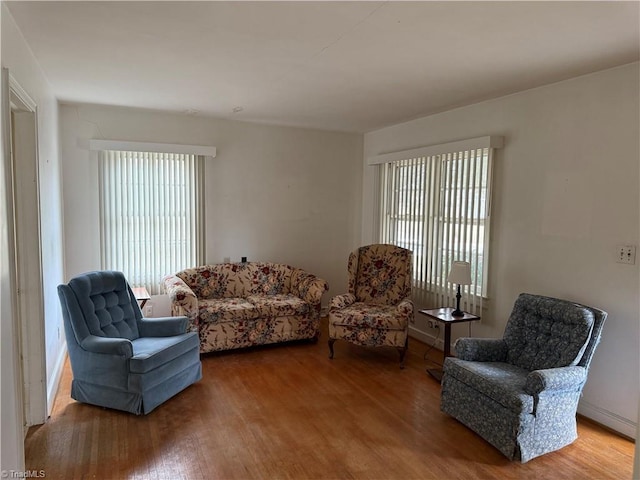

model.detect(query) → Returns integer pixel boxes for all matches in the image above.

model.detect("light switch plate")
[616,245,636,265]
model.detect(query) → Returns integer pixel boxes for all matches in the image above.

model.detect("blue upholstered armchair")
[58,271,202,415]
[441,293,606,462]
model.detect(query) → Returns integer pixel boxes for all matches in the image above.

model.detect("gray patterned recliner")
[441,293,606,462]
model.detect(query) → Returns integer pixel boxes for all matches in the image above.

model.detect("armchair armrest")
[454,338,507,362]
[292,270,329,305]
[137,316,188,337]
[163,274,199,330]
[525,366,588,395]
[80,335,133,357]
[397,298,414,317]
[330,293,356,310]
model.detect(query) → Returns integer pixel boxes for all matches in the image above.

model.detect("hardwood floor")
[26,318,634,479]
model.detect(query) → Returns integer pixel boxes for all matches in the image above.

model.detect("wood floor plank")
[25,318,634,479]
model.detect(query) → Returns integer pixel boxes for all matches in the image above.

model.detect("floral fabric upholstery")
[198,298,259,324]
[199,316,319,353]
[246,294,310,318]
[441,293,607,463]
[162,274,199,331]
[329,325,408,349]
[353,244,412,305]
[329,244,414,362]
[163,262,328,353]
[330,302,408,331]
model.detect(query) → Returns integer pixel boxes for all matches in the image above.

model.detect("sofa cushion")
[178,264,244,299]
[177,263,298,299]
[444,358,534,414]
[129,332,199,374]
[330,302,407,330]
[246,294,310,317]
[247,263,293,295]
[198,298,259,324]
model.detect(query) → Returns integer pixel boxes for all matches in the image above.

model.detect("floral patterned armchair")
[441,293,607,462]
[328,244,413,368]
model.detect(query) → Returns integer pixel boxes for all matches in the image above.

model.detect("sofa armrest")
[163,274,199,330]
[80,335,133,358]
[397,298,414,317]
[292,270,329,305]
[330,293,356,310]
[454,338,507,362]
[525,366,588,395]
[137,316,188,337]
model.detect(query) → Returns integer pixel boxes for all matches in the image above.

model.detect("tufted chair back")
[66,270,142,341]
[349,244,412,305]
[503,293,603,371]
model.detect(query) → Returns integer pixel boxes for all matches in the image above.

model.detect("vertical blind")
[378,145,496,315]
[99,150,203,294]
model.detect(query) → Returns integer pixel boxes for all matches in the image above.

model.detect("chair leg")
[397,337,409,369]
[328,339,335,359]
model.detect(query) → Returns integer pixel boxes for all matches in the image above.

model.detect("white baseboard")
[409,325,446,351]
[46,342,67,418]
[578,400,637,439]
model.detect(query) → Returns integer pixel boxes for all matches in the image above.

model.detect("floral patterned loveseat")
[163,263,328,353]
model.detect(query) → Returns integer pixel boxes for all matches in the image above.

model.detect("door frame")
[9,73,47,430]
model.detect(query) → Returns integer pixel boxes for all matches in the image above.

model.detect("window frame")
[370,136,502,314]
[97,147,207,294]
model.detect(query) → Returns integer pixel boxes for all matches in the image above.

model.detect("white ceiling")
[6,1,640,133]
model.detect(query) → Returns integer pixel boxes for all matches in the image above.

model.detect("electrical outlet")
[616,245,636,265]
[144,305,153,317]
[223,256,230,263]
[427,320,440,329]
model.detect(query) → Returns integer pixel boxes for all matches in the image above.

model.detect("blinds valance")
[368,136,503,166]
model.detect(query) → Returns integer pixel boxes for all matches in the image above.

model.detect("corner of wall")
[46,341,67,418]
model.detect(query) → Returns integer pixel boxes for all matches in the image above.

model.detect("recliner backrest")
[503,293,595,371]
[351,244,412,305]
[576,306,607,370]
[67,270,142,340]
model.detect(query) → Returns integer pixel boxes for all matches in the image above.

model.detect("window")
[99,150,204,294]
[372,136,502,314]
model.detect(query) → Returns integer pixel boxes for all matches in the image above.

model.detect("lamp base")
[452,285,464,317]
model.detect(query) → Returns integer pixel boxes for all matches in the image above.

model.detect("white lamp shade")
[448,261,472,285]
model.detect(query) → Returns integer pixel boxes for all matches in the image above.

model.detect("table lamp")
[447,261,472,317]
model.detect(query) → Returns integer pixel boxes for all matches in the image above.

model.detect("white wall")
[363,63,640,438]
[60,103,363,311]
[1,4,66,470]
